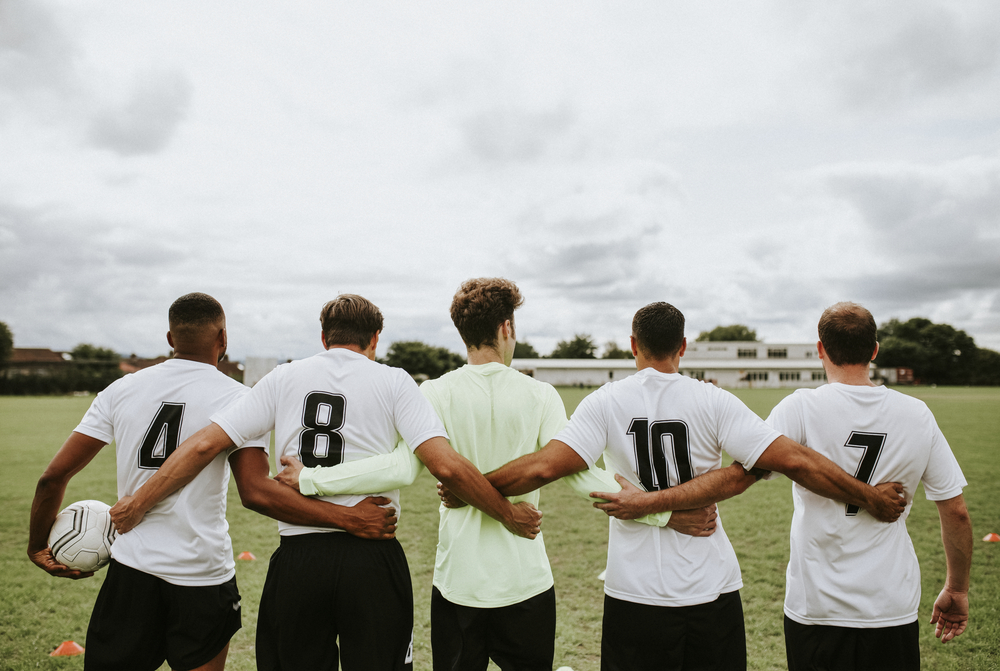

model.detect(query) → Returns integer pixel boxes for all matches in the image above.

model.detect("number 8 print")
[299,392,347,467]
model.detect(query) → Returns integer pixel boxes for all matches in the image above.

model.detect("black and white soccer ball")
[48,500,117,572]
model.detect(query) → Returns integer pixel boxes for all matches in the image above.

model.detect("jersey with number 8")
[211,348,447,537]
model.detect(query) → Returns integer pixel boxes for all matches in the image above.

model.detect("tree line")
[3,317,999,392]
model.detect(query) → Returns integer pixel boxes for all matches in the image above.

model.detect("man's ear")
[166,331,175,349]
[816,341,826,360]
[629,335,639,357]
[321,331,328,349]
[871,342,879,361]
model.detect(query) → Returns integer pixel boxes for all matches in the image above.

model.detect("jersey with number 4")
[74,358,268,586]
[766,383,966,628]
[557,369,780,607]
[211,348,448,537]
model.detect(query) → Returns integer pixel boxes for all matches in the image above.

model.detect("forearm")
[564,468,672,527]
[130,425,231,515]
[301,442,423,497]
[633,462,756,514]
[241,477,357,529]
[938,496,973,592]
[435,456,517,526]
[488,441,588,496]
[28,476,69,553]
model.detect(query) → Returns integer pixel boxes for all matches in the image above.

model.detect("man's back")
[212,347,446,536]
[767,383,967,626]
[558,369,779,607]
[75,358,260,585]
[422,363,566,607]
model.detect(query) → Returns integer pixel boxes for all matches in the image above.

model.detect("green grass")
[1,388,998,670]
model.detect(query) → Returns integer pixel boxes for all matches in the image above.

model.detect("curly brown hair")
[320,294,384,350]
[450,278,524,350]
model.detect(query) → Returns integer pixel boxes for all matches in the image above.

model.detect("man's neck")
[172,352,218,367]
[635,355,681,374]
[467,347,503,366]
[825,363,877,386]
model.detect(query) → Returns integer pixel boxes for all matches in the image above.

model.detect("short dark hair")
[320,294,384,349]
[632,302,685,359]
[168,293,225,331]
[818,302,877,366]
[450,278,524,350]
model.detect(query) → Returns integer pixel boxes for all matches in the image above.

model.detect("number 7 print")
[844,431,886,516]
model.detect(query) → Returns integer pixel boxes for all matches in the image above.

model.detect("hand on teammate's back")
[505,501,542,540]
[436,481,467,509]
[341,497,399,540]
[931,587,969,643]
[867,482,907,523]
[274,455,304,491]
[666,505,719,537]
[27,546,95,580]
[109,495,144,534]
[591,474,651,520]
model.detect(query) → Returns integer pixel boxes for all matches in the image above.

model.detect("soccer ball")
[48,500,117,572]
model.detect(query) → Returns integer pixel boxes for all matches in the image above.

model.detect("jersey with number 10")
[557,369,780,608]
[74,358,268,586]
[211,348,448,537]
[766,384,966,628]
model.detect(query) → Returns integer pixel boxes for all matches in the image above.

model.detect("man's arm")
[230,448,397,540]
[755,436,905,522]
[930,494,973,642]
[28,432,107,579]
[274,440,422,495]
[486,440,589,495]
[589,461,759,518]
[414,436,542,540]
[109,423,234,533]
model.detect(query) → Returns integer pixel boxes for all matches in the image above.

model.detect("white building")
[512,341,835,389]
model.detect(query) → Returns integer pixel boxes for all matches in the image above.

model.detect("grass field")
[1,387,998,670]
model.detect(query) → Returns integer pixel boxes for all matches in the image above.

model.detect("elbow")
[237,487,269,515]
[778,451,811,485]
[431,460,459,484]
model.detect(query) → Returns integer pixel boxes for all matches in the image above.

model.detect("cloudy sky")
[2,1,999,361]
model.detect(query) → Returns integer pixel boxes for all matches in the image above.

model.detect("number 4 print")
[845,431,886,516]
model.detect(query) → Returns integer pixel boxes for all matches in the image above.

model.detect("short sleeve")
[392,372,448,452]
[715,389,781,470]
[919,413,967,501]
[74,384,118,444]
[765,393,805,444]
[212,372,279,449]
[537,384,569,448]
[554,389,609,468]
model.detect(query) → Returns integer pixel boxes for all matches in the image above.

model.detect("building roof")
[511,358,827,371]
[8,348,70,364]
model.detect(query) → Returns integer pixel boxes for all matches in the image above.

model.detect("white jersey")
[558,368,780,607]
[211,347,447,536]
[74,358,268,586]
[766,383,966,628]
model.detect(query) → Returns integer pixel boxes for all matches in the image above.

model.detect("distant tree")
[549,334,597,359]
[696,325,758,342]
[383,341,466,380]
[876,318,978,385]
[971,348,1000,386]
[513,341,540,359]
[71,343,120,361]
[601,341,634,359]
[0,322,12,364]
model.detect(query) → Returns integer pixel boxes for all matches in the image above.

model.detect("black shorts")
[601,590,746,671]
[256,532,414,671]
[784,615,920,671]
[84,559,241,671]
[430,585,556,671]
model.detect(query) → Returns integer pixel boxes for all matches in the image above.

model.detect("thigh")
[162,575,242,671]
[681,591,746,671]
[256,541,340,671]
[336,536,414,671]
[857,620,919,671]
[785,617,919,671]
[601,595,684,671]
[431,587,489,671]
[84,560,167,671]
[487,587,556,671]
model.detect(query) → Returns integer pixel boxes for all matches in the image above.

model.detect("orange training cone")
[50,640,85,656]
[237,551,256,560]
[983,533,1000,543]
